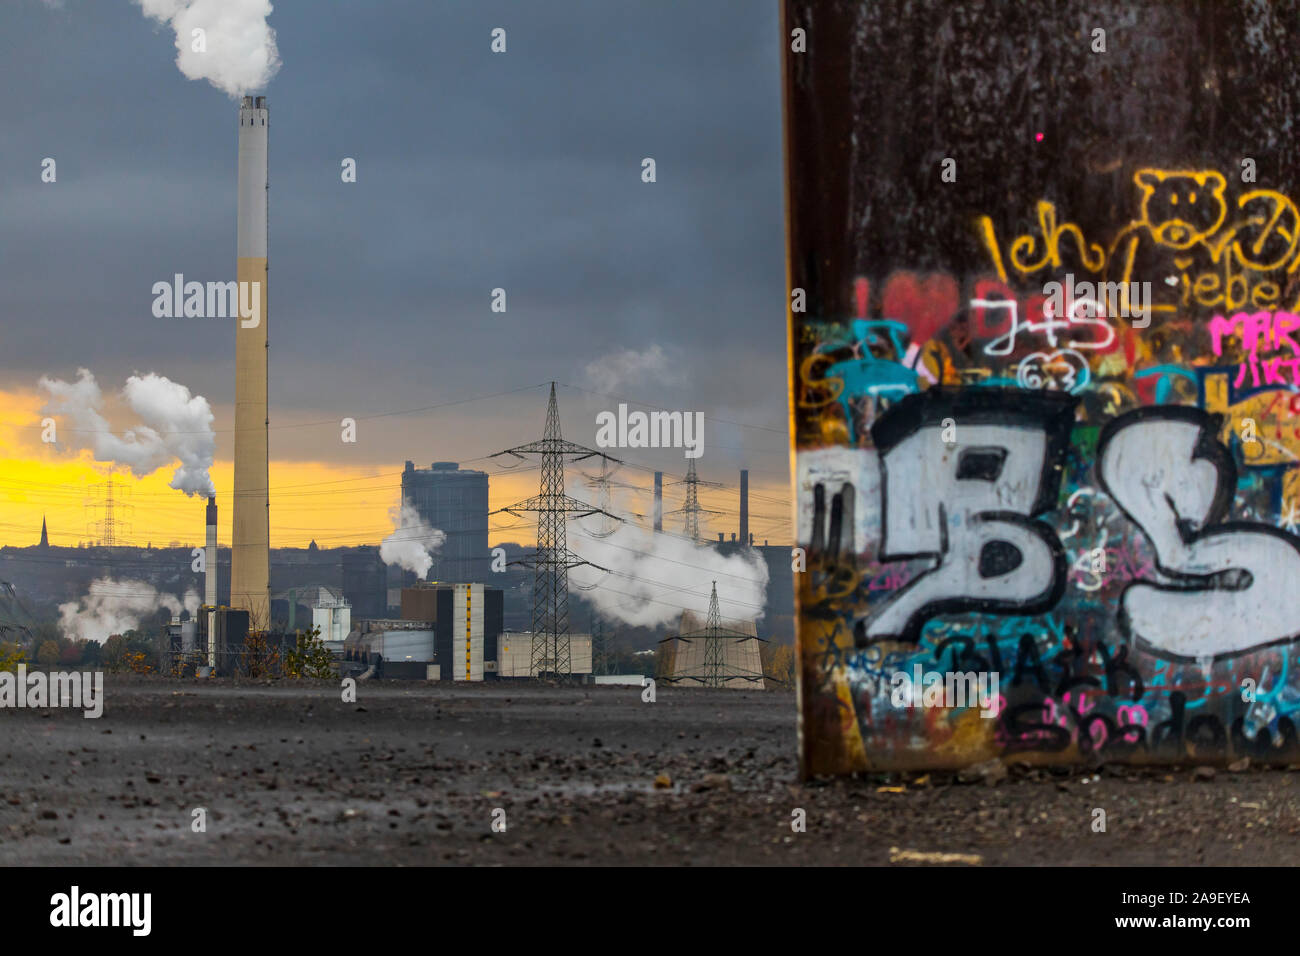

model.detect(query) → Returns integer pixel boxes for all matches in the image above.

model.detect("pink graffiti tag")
[1210,311,1300,387]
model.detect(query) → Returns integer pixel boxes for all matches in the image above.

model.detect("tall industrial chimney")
[205,495,218,607]
[653,471,663,533]
[231,95,270,623]
[205,494,218,668]
[739,468,749,546]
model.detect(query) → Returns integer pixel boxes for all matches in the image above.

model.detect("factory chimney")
[230,95,270,622]
[205,494,218,668]
[205,496,218,607]
[739,468,749,547]
[653,471,663,533]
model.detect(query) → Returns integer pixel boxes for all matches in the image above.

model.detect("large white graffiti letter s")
[1097,406,1300,660]
[860,388,1077,645]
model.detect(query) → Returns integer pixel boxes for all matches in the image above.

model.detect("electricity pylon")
[86,471,133,547]
[581,459,628,538]
[591,613,615,675]
[666,459,721,542]
[490,383,620,679]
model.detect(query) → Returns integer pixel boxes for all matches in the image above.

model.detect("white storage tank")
[375,628,435,662]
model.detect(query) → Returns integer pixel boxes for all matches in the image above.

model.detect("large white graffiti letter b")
[860,388,1077,645]
[1098,407,1300,660]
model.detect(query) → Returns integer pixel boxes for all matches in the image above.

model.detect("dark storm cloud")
[0,0,786,483]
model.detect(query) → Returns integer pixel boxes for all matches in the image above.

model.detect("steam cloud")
[379,502,446,578]
[583,344,678,394]
[40,368,216,497]
[569,493,768,628]
[59,578,200,644]
[134,0,281,97]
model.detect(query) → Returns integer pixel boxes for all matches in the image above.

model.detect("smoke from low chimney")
[379,502,446,578]
[39,368,216,497]
[59,578,200,644]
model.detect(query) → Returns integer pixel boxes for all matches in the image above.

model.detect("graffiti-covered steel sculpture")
[784,0,1300,774]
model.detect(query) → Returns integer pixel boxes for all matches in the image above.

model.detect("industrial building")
[401,461,489,582]
[341,584,601,681]
[402,582,501,679]
[498,631,593,678]
[345,583,503,681]
[309,587,351,649]
[346,619,437,679]
[342,546,387,619]
[164,606,254,676]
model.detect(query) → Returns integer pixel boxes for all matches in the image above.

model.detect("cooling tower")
[231,95,270,623]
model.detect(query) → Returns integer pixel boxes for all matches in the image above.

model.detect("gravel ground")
[1,675,1296,866]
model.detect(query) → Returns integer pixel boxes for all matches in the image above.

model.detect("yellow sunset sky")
[0,387,791,551]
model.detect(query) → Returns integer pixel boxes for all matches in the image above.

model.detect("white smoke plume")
[583,344,680,394]
[59,578,200,644]
[134,0,281,97]
[569,493,768,628]
[379,502,446,578]
[39,368,216,497]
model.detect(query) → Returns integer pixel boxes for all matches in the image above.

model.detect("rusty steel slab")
[783,0,1300,775]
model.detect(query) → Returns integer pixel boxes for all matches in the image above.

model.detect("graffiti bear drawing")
[1107,169,1228,319]
[1131,169,1228,251]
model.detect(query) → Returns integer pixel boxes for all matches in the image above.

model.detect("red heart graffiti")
[881,271,959,347]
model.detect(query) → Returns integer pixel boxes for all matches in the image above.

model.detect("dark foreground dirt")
[1,675,1297,865]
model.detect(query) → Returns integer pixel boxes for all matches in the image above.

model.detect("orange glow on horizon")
[0,388,790,550]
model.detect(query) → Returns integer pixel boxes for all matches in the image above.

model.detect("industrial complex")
[0,98,792,690]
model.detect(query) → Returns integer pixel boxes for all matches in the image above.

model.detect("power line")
[554,382,788,437]
[24,383,549,436]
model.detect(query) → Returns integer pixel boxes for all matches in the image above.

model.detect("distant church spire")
[39,516,48,548]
